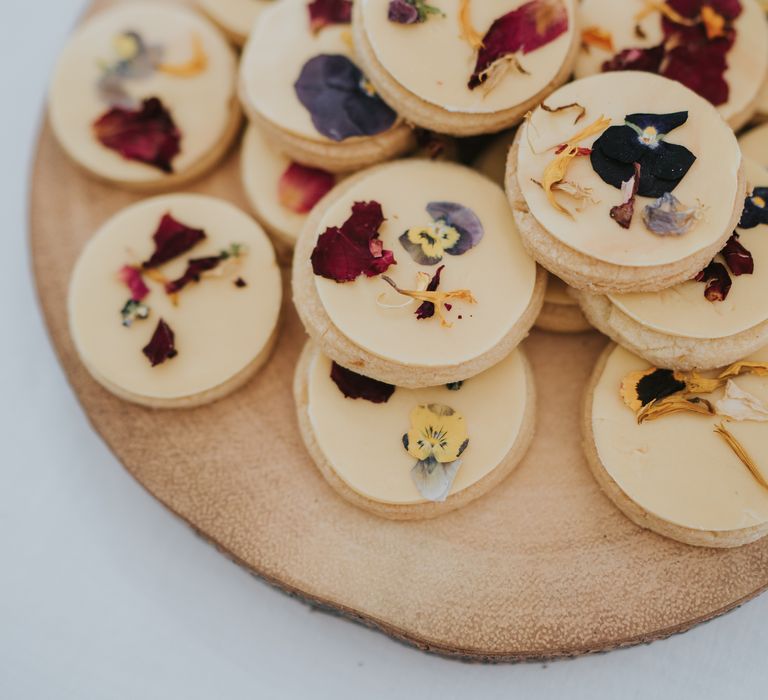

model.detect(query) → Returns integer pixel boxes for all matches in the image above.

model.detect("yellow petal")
[158,34,208,77]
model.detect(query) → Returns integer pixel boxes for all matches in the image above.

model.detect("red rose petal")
[469,0,569,89]
[330,361,395,403]
[278,163,335,214]
[310,200,396,282]
[721,232,754,276]
[93,97,181,173]
[165,256,222,294]
[118,265,149,301]
[142,318,178,367]
[307,0,352,33]
[415,264,444,320]
[694,260,732,301]
[143,213,207,269]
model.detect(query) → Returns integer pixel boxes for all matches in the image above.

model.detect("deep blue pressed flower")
[399,202,484,266]
[294,54,397,142]
[590,112,697,198]
[738,187,768,229]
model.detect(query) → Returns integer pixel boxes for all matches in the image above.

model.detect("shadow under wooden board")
[30,1,768,662]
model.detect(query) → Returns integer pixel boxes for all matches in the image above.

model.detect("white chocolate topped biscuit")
[241,0,400,143]
[68,194,281,406]
[591,344,768,533]
[304,344,532,506]
[310,160,538,367]
[359,0,577,114]
[516,72,741,268]
[607,158,768,340]
[574,0,767,129]
[49,3,237,186]
[196,0,269,43]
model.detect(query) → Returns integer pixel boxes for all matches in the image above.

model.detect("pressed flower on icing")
[590,112,696,198]
[359,0,577,114]
[307,160,538,368]
[516,72,742,268]
[294,54,397,141]
[242,0,403,144]
[302,345,533,507]
[68,194,281,406]
[606,157,768,331]
[573,0,768,128]
[398,202,484,265]
[403,403,469,501]
[49,3,237,184]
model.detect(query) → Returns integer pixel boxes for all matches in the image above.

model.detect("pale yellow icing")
[69,194,281,401]
[517,72,741,267]
[608,158,768,339]
[242,0,380,142]
[473,132,576,307]
[197,0,269,39]
[739,121,768,165]
[360,0,577,114]
[574,0,768,125]
[49,3,237,184]
[307,346,529,504]
[592,345,768,532]
[313,160,537,366]
[241,125,324,243]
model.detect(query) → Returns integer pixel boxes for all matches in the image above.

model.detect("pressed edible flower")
[278,163,335,214]
[715,380,768,421]
[399,201,484,265]
[120,299,150,328]
[603,0,743,107]
[381,274,476,327]
[164,242,247,295]
[610,162,641,229]
[714,421,768,490]
[118,265,149,301]
[642,192,702,236]
[539,115,611,217]
[581,25,615,53]
[156,34,208,77]
[143,213,206,268]
[294,55,397,141]
[403,403,469,502]
[330,362,395,403]
[308,0,352,33]
[93,97,181,173]
[541,100,586,124]
[739,187,768,229]
[311,200,396,282]
[621,367,687,411]
[458,0,484,50]
[142,318,177,367]
[467,0,569,90]
[694,260,732,301]
[590,112,696,198]
[414,265,444,320]
[388,0,443,24]
[97,31,162,107]
[637,395,714,423]
[721,232,753,276]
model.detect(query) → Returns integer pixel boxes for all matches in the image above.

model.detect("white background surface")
[2,1,767,698]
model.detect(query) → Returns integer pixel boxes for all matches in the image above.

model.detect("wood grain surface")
[28,0,768,660]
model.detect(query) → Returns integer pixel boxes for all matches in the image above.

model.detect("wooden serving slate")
[30,1,768,660]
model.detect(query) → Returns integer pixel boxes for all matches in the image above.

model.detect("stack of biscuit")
[52,0,768,541]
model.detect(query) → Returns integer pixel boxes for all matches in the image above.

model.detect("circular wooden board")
[30,1,768,660]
